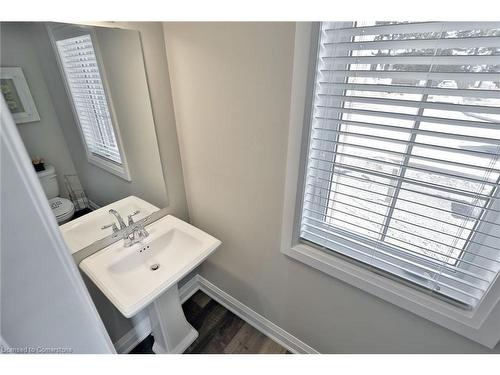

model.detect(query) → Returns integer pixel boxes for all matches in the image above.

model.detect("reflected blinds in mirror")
[56,34,122,164]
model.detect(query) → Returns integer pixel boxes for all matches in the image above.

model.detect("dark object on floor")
[72,208,93,220]
[130,290,290,354]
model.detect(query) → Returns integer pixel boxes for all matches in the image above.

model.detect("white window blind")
[56,34,122,165]
[301,22,500,309]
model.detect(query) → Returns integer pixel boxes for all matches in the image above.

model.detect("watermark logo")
[0,345,73,354]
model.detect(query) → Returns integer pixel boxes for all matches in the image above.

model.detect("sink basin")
[80,215,220,318]
[80,214,221,353]
[60,195,158,254]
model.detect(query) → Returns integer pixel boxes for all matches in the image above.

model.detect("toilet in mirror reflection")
[37,164,75,224]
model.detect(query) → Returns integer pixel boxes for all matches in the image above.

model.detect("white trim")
[113,314,152,354]
[117,274,319,354]
[280,22,500,349]
[86,153,131,182]
[179,274,204,304]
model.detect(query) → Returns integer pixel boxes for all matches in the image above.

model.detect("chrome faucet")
[124,223,149,247]
[127,210,140,226]
[101,208,149,247]
[109,209,127,230]
[124,210,149,247]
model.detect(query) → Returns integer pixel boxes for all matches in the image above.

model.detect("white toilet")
[37,164,75,224]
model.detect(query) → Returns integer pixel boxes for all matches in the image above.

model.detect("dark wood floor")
[130,290,290,354]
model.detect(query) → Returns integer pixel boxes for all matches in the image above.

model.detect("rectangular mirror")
[1,22,168,248]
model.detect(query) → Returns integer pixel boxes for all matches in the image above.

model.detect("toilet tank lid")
[36,164,56,178]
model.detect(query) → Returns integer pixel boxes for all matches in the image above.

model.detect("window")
[300,22,500,310]
[49,26,130,180]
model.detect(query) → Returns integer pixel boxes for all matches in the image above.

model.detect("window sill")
[87,153,131,182]
[281,240,500,348]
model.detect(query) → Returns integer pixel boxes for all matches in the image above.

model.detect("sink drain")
[150,264,160,271]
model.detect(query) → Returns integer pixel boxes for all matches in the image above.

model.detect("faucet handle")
[127,210,140,225]
[101,222,119,233]
[139,226,149,238]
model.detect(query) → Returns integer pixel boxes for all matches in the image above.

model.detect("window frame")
[47,23,131,181]
[281,22,500,348]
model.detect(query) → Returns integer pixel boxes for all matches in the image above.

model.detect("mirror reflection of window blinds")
[301,21,500,309]
[56,34,122,164]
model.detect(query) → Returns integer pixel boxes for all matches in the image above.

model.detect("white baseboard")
[114,314,151,354]
[179,275,319,354]
[115,274,319,354]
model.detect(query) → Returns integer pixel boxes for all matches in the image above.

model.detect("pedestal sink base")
[148,284,198,354]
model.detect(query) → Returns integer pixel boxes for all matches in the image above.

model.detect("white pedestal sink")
[80,215,221,353]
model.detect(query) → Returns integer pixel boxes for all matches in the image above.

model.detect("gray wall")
[0,22,80,199]
[111,22,189,221]
[163,22,500,353]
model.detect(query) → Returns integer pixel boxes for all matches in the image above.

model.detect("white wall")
[163,22,500,353]
[1,98,114,354]
[0,23,80,199]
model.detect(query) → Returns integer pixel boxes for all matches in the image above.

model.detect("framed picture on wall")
[1,67,40,124]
